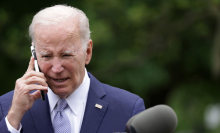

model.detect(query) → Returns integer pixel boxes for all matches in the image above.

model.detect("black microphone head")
[130,105,178,133]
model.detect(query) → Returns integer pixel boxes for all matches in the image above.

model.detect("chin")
[52,87,71,98]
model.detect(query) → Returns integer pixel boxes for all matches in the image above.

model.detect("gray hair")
[29,5,91,49]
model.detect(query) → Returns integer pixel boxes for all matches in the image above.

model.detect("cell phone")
[30,46,45,101]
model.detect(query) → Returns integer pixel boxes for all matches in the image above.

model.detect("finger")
[44,89,48,95]
[24,84,48,93]
[29,90,42,100]
[26,56,35,73]
[23,71,47,81]
[25,76,48,87]
[30,89,48,101]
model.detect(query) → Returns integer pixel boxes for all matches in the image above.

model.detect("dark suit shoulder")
[101,83,145,116]
[101,83,141,104]
[92,82,145,133]
[0,91,14,117]
[0,91,14,107]
[0,91,14,101]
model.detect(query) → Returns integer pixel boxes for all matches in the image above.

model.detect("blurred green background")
[1,0,220,132]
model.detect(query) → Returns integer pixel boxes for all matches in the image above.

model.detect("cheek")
[75,53,86,66]
[64,60,76,72]
[38,61,51,73]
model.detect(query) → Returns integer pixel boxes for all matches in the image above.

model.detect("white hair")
[29,5,91,49]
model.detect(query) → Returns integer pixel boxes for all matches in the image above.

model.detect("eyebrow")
[63,51,74,54]
[39,50,76,55]
[40,52,50,56]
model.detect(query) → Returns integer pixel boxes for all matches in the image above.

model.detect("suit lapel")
[80,73,108,133]
[29,95,54,133]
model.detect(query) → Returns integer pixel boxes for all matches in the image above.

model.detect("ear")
[85,39,93,65]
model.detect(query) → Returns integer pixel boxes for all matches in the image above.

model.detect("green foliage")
[0,0,220,132]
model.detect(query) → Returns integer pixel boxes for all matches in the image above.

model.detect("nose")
[51,58,64,73]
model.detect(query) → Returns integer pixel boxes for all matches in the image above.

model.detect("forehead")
[34,20,81,47]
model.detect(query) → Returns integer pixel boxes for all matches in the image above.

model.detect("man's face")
[34,21,92,98]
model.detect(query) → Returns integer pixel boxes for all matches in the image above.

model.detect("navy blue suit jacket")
[0,73,145,133]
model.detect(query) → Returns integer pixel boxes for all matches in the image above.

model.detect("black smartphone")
[31,46,45,101]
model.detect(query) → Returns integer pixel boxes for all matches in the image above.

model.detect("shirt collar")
[48,68,90,116]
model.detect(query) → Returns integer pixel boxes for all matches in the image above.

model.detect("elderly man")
[0,5,145,133]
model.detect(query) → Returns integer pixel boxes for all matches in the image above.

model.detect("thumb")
[30,90,41,101]
[30,90,48,101]
[26,56,35,73]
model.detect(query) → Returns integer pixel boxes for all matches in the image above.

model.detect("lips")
[52,78,68,83]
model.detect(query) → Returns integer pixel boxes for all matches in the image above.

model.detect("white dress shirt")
[6,68,90,133]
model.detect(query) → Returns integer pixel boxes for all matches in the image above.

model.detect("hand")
[7,57,48,129]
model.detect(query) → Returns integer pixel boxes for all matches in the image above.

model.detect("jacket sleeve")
[132,98,145,116]
[0,96,23,133]
[0,101,11,133]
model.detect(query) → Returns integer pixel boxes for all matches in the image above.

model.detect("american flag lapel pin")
[95,104,102,109]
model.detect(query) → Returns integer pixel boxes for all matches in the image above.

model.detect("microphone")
[125,105,178,133]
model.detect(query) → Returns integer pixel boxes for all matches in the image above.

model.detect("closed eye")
[63,54,72,57]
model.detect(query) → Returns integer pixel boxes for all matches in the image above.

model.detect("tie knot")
[56,99,68,112]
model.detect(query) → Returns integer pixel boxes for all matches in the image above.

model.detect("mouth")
[52,78,69,83]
